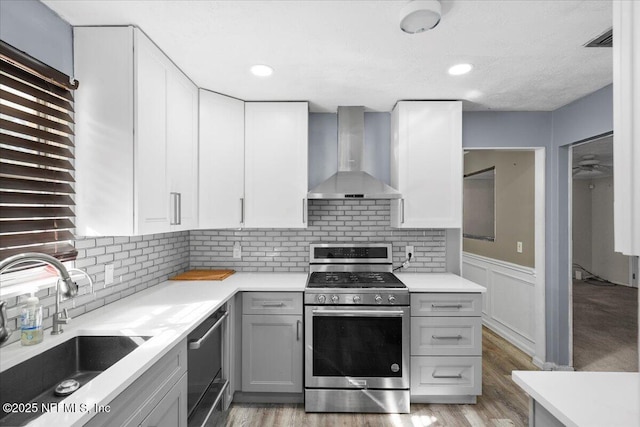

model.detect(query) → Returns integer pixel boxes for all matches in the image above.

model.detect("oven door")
[305,305,410,390]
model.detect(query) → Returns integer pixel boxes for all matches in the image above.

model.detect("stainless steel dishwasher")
[187,304,229,427]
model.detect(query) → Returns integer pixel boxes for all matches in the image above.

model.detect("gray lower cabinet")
[241,292,303,394]
[410,293,483,404]
[85,339,188,427]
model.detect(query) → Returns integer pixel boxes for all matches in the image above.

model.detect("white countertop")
[398,272,486,293]
[1,272,483,426]
[512,370,640,427]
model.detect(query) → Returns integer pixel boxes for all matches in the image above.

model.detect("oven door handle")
[312,309,405,317]
[188,311,228,350]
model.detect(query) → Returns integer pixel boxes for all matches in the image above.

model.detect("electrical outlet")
[105,264,114,285]
[233,242,242,259]
[406,245,414,260]
[517,241,523,253]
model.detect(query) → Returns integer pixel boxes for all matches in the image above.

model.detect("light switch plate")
[517,241,523,253]
[233,242,242,259]
[105,264,114,285]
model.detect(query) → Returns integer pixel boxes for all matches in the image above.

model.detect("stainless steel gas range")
[304,243,410,414]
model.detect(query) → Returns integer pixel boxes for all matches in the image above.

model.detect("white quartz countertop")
[1,272,483,426]
[397,272,486,293]
[512,371,640,427]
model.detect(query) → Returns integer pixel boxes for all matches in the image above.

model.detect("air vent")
[585,28,612,47]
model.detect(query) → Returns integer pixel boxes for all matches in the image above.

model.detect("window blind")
[0,41,78,262]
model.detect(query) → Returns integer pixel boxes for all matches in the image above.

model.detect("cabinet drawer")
[243,292,302,315]
[411,293,482,316]
[411,317,481,356]
[410,356,481,396]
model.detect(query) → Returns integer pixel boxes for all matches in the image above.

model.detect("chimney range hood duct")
[307,106,401,199]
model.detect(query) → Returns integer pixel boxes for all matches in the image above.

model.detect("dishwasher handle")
[188,311,228,350]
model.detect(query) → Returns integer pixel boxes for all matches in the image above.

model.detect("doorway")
[570,134,638,371]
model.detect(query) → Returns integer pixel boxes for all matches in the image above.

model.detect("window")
[0,41,79,264]
[463,167,496,241]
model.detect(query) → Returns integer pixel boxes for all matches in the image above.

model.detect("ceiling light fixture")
[399,0,442,34]
[448,63,473,76]
[250,64,273,77]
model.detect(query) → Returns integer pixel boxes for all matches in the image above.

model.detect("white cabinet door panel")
[244,102,308,228]
[391,101,462,228]
[199,91,245,228]
[135,30,169,235]
[167,68,198,230]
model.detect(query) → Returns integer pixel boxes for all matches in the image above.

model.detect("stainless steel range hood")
[307,106,401,199]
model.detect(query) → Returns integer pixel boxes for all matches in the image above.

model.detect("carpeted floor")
[572,279,638,371]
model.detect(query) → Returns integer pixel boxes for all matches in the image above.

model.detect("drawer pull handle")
[261,301,285,307]
[188,311,228,350]
[431,304,463,309]
[432,335,463,340]
[432,372,463,379]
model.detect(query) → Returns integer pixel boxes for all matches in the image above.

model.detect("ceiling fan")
[572,154,612,177]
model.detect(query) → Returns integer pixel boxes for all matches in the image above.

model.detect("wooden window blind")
[0,41,79,262]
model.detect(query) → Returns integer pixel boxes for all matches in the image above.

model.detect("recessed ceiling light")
[250,64,273,77]
[448,63,473,76]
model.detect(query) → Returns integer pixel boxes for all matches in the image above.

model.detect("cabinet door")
[167,67,199,230]
[135,30,170,234]
[199,91,245,228]
[242,314,303,393]
[139,373,188,427]
[391,101,462,228]
[244,102,308,228]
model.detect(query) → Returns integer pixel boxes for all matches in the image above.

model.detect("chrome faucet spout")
[0,252,81,338]
[0,252,78,298]
[0,301,11,345]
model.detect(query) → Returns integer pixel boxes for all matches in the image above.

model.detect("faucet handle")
[62,308,71,321]
[0,300,13,345]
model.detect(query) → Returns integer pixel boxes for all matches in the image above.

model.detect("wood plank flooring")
[572,279,638,371]
[220,327,538,426]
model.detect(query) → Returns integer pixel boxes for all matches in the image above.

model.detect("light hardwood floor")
[572,279,639,371]
[221,327,538,426]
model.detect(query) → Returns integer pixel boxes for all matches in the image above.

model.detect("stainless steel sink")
[0,335,149,426]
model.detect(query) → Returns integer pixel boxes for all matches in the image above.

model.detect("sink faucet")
[0,252,79,340]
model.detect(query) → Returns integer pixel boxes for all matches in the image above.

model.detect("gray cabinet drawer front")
[411,293,482,316]
[411,317,482,356]
[243,292,303,315]
[410,356,481,396]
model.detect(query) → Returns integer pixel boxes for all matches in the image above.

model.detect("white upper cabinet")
[74,26,198,235]
[198,91,245,228]
[390,101,462,229]
[244,102,308,228]
[166,65,199,231]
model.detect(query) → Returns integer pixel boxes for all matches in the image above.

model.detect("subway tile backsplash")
[2,232,190,346]
[190,200,447,272]
[2,200,445,345]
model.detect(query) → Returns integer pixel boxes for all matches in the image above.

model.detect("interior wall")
[464,150,536,268]
[571,179,593,273]
[0,0,73,76]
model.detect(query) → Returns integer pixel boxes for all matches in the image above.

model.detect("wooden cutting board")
[169,269,235,281]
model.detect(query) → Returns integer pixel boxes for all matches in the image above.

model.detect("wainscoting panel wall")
[462,252,537,357]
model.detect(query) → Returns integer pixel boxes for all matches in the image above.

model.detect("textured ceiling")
[43,0,613,112]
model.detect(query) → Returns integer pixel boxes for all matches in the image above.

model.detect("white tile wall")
[190,200,447,272]
[2,200,446,346]
[2,232,189,346]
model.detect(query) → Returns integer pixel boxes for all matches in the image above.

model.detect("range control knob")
[388,295,396,304]
[375,294,383,304]
[353,295,361,303]
[317,295,326,304]
[331,295,339,304]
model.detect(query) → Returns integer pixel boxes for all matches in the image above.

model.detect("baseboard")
[410,395,477,404]
[233,391,304,404]
[541,362,574,371]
